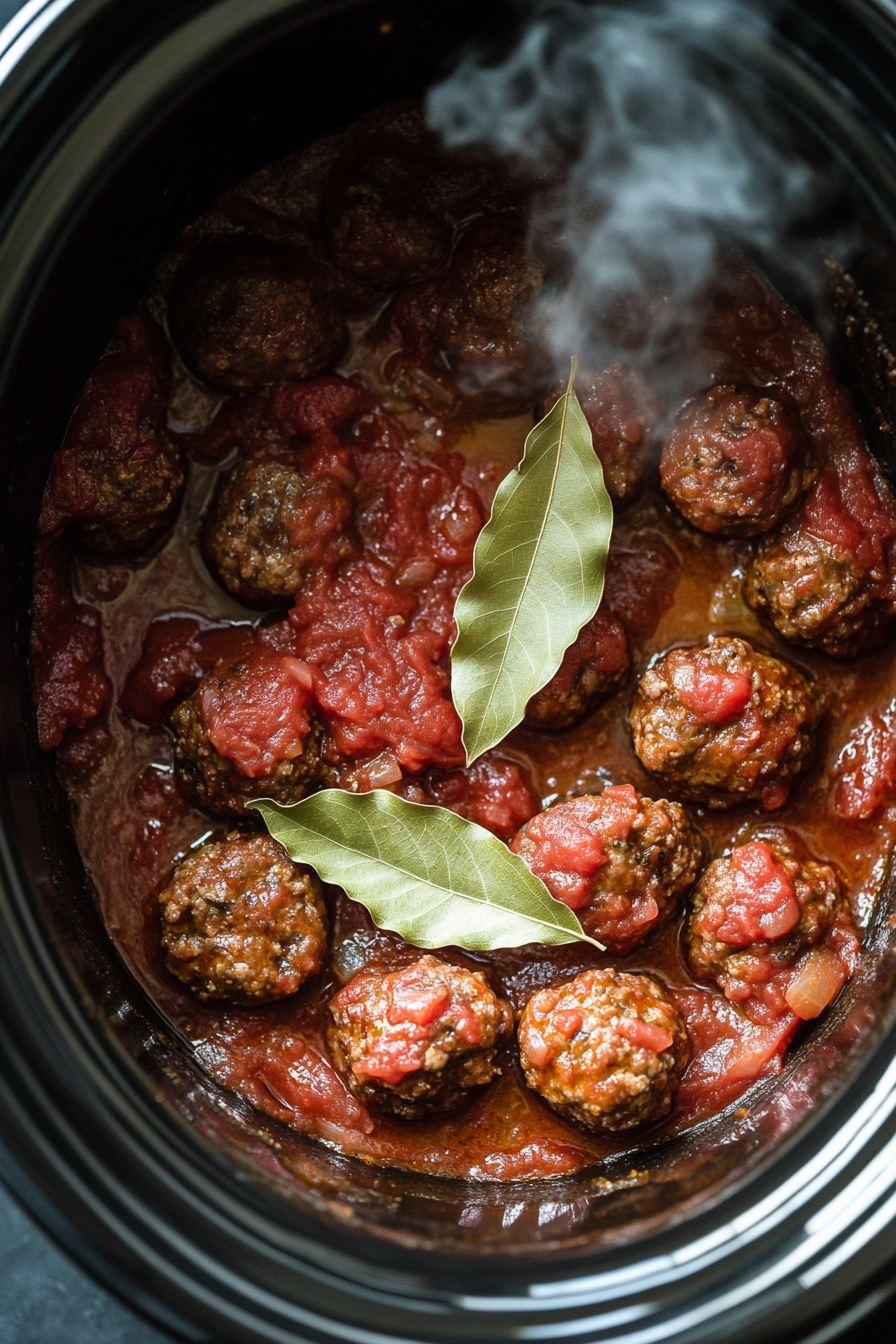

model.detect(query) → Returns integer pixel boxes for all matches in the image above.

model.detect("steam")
[427,0,826,374]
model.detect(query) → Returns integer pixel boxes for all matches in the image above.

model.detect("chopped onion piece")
[363,751,404,788]
[785,947,848,1020]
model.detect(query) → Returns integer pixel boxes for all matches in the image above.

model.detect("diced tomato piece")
[616,1018,674,1053]
[671,659,751,724]
[553,1010,584,1039]
[522,1026,552,1070]
[388,981,451,1028]
[353,1034,428,1083]
[596,784,640,842]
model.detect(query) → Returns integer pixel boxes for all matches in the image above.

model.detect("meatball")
[203,451,353,606]
[629,636,815,809]
[434,213,544,382]
[687,834,860,1019]
[159,832,327,1003]
[524,608,630,731]
[327,955,512,1119]
[41,312,183,555]
[169,238,348,392]
[511,785,702,953]
[518,968,688,1133]
[323,167,452,289]
[171,647,323,818]
[541,364,654,507]
[744,516,891,659]
[660,385,814,537]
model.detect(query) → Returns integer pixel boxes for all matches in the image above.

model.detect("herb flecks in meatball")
[512,785,702,953]
[327,956,512,1119]
[519,968,688,1133]
[629,636,816,809]
[40,312,183,555]
[169,238,348,392]
[524,608,630,731]
[171,646,323,817]
[203,450,354,606]
[324,168,452,290]
[159,832,327,1003]
[661,385,814,537]
[687,834,860,1020]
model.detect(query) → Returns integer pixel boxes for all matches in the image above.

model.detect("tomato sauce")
[33,224,896,1184]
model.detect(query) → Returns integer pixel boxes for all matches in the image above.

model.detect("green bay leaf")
[250,790,600,952]
[451,360,614,763]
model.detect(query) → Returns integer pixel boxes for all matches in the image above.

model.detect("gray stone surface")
[0,1182,175,1343]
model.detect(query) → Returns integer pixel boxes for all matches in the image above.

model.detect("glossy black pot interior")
[5,0,896,1340]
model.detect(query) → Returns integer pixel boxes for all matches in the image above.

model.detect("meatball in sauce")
[660,384,815,537]
[30,101,896,1186]
[171,647,324,817]
[159,833,328,1004]
[519,969,689,1133]
[328,956,512,1119]
[629,636,816,809]
[512,786,703,953]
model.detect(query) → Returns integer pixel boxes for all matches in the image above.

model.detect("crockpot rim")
[4,0,896,1340]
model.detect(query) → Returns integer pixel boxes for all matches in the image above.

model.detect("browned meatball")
[541,364,654,507]
[203,452,353,606]
[687,833,860,1019]
[323,167,452,289]
[629,636,815,810]
[524,608,630,730]
[159,832,327,1003]
[512,785,703,954]
[169,238,348,392]
[660,385,814,537]
[327,955,512,1119]
[171,647,323,818]
[434,213,544,384]
[744,515,891,659]
[41,312,184,555]
[518,968,688,1133]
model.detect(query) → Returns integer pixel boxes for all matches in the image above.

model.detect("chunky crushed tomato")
[673,988,799,1109]
[406,752,541,841]
[513,787,639,910]
[200,650,315,777]
[121,615,255,725]
[671,658,751,724]
[716,842,800,945]
[30,539,111,749]
[832,708,896,820]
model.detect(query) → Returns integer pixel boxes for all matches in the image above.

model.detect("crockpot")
[4,1,896,1340]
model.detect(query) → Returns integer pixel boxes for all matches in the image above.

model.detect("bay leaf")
[451,358,614,763]
[250,789,601,951]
